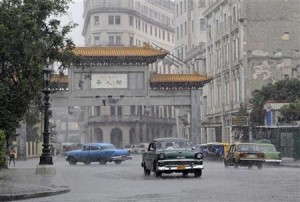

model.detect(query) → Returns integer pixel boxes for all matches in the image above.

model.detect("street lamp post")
[36,66,56,174]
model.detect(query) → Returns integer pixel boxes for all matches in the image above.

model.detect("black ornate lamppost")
[39,66,53,165]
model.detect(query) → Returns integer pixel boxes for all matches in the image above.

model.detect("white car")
[138,143,149,154]
[124,144,138,153]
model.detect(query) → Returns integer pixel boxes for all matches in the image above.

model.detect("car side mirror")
[149,147,154,151]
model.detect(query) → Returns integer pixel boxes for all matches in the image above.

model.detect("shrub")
[0,130,7,167]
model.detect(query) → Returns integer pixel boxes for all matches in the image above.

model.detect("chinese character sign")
[91,74,128,88]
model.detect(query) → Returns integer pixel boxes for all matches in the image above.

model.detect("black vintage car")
[141,138,204,178]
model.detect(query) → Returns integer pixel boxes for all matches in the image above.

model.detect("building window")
[117,106,122,115]
[109,36,114,45]
[129,16,134,26]
[108,15,121,25]
[108,35,122,46]
[180,24,183,38]
[180,2,183,15]
[116,36,121,45]
[94,36,100,46]
[115,15,121,24]
[130,106,135,115]
[110,106,116,116]
[200,18,206,31]
[108,16,114,25]
[130,36,134,46]
[94,16,99,25]
[185,21,187,35]
[95,106,101,116]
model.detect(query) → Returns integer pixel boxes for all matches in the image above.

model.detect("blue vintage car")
[65,143,132,165]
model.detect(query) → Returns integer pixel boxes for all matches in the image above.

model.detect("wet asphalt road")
[17,154,300,202]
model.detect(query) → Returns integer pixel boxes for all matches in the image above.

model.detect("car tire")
[99,158,107,165]
[84,159,91,165]
[68,157,77,165]
[234,159,238,169]
[194,169,202,178]
[182,172,189,177]
[114,160,122,165]
[248,164,253,169]
[155,171,162,178]
[257,163,263,169]
[154,164,162,178]
[224,160,228,168]
[144,165,151,176]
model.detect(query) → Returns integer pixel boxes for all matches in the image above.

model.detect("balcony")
[88,115,176,125]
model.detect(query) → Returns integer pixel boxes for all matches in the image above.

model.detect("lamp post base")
[39,155,53,165]
[36,164,56,174]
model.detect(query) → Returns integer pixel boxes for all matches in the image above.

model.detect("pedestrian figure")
[9,148,16,166]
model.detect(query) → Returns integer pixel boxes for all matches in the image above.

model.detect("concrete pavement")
[0,157,70,201]
[0,157,299,201]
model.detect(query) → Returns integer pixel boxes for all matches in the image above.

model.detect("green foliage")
[279,100,300,123]
[0,0,77,138]
[0,130,7,167]
[249,79,300,127]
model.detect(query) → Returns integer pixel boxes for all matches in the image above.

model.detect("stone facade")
[203,0,300,143]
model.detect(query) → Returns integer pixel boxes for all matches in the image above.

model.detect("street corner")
[0,184,71,201]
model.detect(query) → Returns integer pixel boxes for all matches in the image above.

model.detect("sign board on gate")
[231,116,248,127]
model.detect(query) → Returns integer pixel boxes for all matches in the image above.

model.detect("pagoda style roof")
[73,43,168,66]
[150,73,213,90]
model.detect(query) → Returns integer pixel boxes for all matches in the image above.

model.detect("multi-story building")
[174,0,208,143]
[203,0,300,143]
[79,0,177,147]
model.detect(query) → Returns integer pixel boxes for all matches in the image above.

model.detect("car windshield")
[258,145,276,152]
[157,140,194,151]
[237,144,260,152]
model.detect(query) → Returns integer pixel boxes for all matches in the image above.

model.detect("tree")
[249,79,300,127]
[279,99,300,123]
[0,0,77,141]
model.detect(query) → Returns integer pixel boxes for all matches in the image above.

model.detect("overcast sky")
[60,0,85,46]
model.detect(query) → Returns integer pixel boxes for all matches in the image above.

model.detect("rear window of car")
[102,145,116,149]
[237,144,260,152]
[258,145,276,152]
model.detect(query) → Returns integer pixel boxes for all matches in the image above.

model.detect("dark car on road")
[141,138,204,178]
[65,143,132,165]
[224,143,265,169]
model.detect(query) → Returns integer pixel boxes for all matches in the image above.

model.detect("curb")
[0,186,71,201]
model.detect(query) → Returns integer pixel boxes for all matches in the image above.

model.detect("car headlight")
[195,153,203,159]
[158,153,165,160]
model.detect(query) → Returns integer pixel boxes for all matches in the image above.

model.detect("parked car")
[138,143,149,154]
[124,144,139,153]
[195,142,230,160]
[224,143,264,169]
[61,142,83,156]
[65,143,132,165]
[141,138,204,178]
[257,143,282,165]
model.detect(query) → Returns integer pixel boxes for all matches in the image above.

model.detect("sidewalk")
[280,157,300,168]
[0,157,70,201]
[0,157,299,201]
